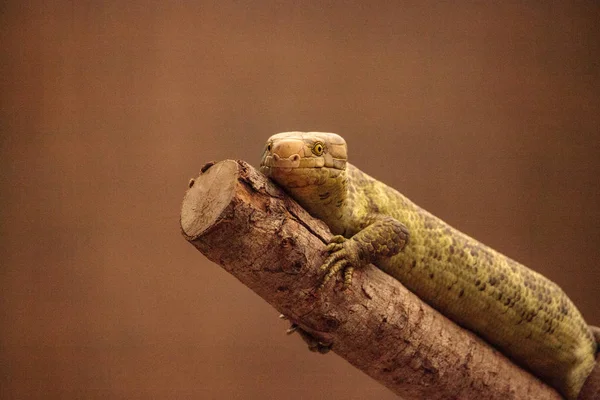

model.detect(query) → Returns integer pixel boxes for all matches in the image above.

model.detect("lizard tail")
[577,326,600,400]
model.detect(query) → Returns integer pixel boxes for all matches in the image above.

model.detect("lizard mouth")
[262,153,339,169]
[260,156,345,188]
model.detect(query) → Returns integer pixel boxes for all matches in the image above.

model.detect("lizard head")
[259,131,348,189]
[260,132,349,225]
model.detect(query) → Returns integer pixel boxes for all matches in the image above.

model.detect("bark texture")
[180,159,562,400]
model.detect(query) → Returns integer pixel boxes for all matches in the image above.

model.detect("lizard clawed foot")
[297,328,332,354]
[319,235,363,290]
[280,315,331,354]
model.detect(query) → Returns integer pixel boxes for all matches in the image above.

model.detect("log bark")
[180,159,562,400]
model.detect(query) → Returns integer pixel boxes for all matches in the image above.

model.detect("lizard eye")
[267,143,272,152]
[312,142,324,156]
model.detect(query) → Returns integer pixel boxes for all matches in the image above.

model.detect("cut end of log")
[180,160,239,240]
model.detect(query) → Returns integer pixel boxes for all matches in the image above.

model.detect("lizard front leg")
[320,215,409,289]
[289,216,408,351]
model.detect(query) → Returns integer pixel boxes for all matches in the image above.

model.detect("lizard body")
[259,131,598,400]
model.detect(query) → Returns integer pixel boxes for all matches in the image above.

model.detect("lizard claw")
[286,324,299,335]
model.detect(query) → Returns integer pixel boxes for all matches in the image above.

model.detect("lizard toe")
[329,235,346,244]
[343,266,355,288]
[320,259,350,288]
[325,242,344,252]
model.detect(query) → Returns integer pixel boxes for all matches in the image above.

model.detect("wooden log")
[180,159,561,400]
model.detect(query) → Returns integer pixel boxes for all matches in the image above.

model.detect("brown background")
[1,1,599,399]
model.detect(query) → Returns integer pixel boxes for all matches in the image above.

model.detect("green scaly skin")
[260,131,598,400]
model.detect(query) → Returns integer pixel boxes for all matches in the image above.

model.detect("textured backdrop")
[1,1,599,399]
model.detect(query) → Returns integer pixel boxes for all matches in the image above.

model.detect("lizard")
[259,131,599,400]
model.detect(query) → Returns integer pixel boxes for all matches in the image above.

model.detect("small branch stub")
[180,159,562,400]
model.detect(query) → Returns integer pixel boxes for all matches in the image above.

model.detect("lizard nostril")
[271,139,303,158]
